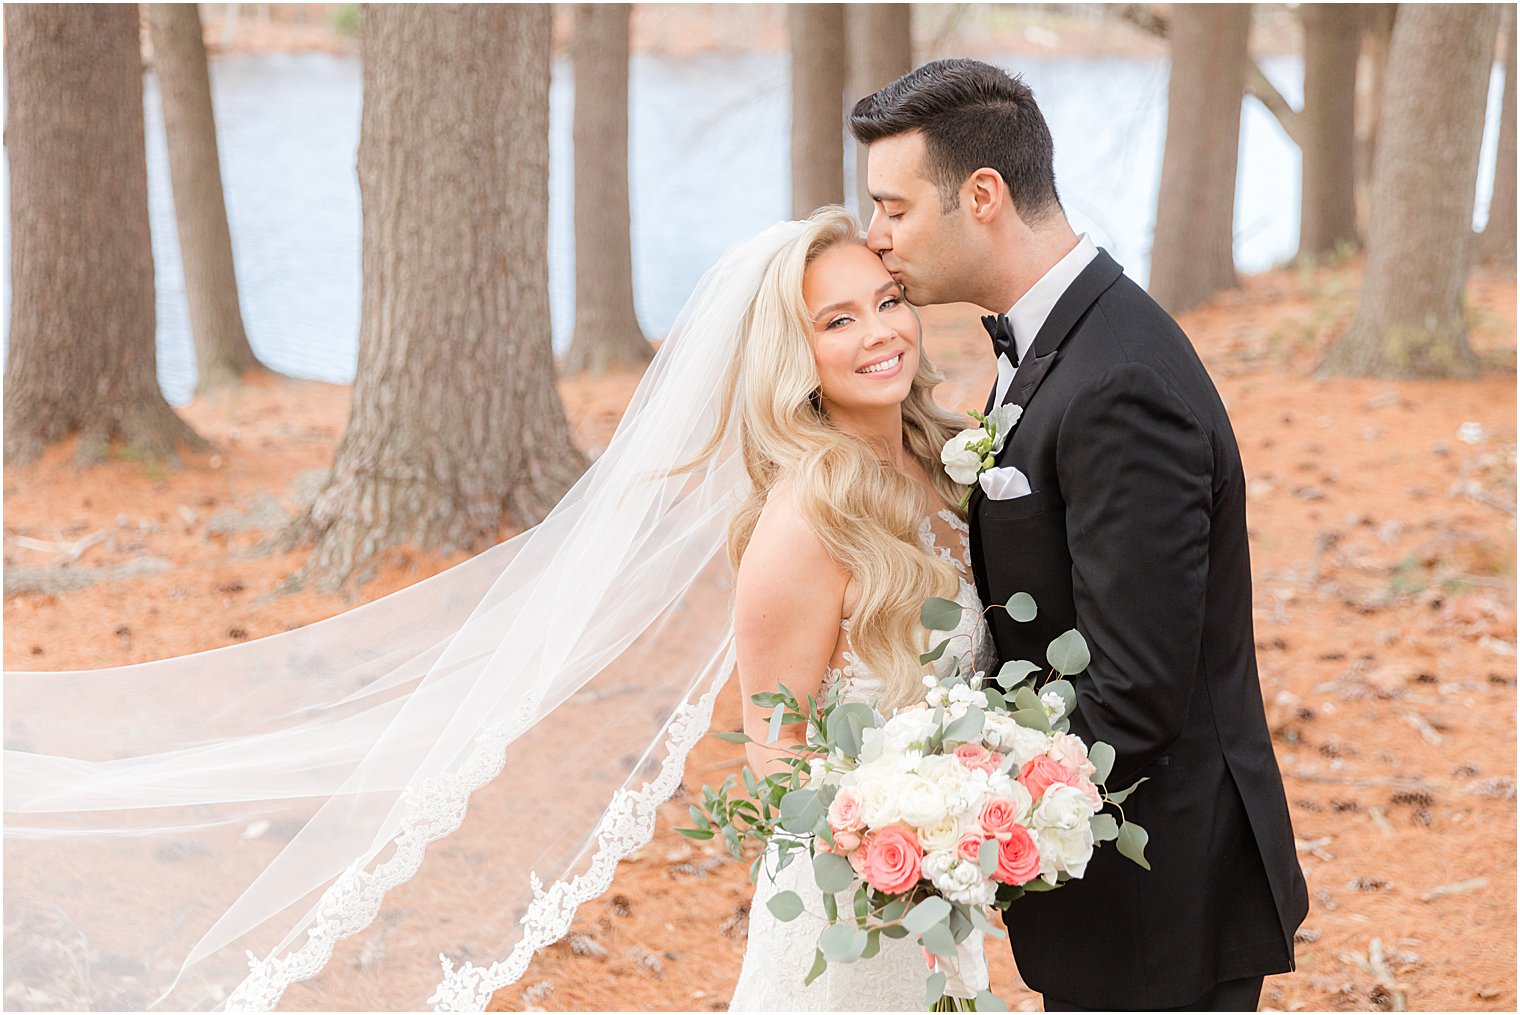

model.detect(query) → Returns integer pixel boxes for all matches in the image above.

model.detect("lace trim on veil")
[223,663,728,1012]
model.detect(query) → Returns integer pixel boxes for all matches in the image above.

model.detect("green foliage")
[921,596,965,631]
[1117,820,1151,870]
[1005,591,1037,622]
[1045,629,1091,675]
[330,3,361,36]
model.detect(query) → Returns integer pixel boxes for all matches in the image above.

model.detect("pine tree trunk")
[1148,4,1252,315]
[3,3,206,467]
[1478,7,1516,267]
[790,3,846,219]
[1355,4,1397,233]
[288,4,585,590]
[847,4,912,220]
[148,3,267,394]
[1321,4,1502,379]
[563,3,650,375]
[1298,3,1361,261]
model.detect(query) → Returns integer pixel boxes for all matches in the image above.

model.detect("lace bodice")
[822,510,997,709]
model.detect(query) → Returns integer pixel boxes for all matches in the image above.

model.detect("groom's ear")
[965,168,1008,225]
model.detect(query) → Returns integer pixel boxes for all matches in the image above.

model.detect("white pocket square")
[979,465,1032,500]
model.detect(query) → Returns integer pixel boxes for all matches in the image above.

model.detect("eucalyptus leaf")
[880,897,910,922]
[975,989,1009,1011]
[674,826,714,840]
[766,702,785,745]
[982,687,1006,712]
[978,837,1000,877]
[921,597,965,632]
[947,904,972,944]
[1005,592,1038,622]
[819,922,859,962]
[1010,707,1052,733]
[826,703,876,758]
[821,889,838,922]
[803,948,828,986]
[920,639,950,665]
[861,928,882,959]
[1105,776,1148,805]
[881,924,910,939]
[1117,820,1152,870]
[902,896,952,935]
[942,706,985,744]
[1089,813,1119,842]
[921,923,957,960]
[778,789,823,834]
[766,890,805,922]
[968,905,1007,940]
[925,971,947,1007]
[1022,877,1058,892]
[1012,686,1042,712]
[812,851,855,894]
[1088,741,1116,785]
[1046,629,1091,676]
[995,660,1042,689]
[711,730,751,744]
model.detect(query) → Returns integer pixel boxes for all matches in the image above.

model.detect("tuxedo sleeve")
[1055,357,1213,787]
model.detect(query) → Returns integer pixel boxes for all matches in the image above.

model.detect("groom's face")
[863,131,976,308]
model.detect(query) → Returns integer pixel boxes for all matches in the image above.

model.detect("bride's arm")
[733,484,848,782]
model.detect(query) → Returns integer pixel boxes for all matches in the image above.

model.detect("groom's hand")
[1056,359,1212,788]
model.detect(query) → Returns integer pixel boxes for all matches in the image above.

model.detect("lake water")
[4,50,1509,405]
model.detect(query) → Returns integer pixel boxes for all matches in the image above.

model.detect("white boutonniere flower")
[940,404,1023,505]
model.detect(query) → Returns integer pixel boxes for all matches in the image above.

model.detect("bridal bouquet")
[681,594,1150,1011]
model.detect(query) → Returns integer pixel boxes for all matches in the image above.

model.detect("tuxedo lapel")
[966,249,1125,519]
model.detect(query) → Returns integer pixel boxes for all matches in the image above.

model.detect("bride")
[4,208,989,1012]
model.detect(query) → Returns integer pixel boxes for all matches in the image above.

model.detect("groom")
[851,60,1309,1011]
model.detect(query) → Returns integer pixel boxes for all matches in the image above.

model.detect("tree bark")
[790,3,846,218]
[1148,4,1252,316]
[563,3,650,375]
[847,4,912,220]
[3,3,206,466]
[147,3,269,395]
[288,4,585,589]
[1355,4,1398,233]
[1478,6,1516,266]
[1298,3,1362,261]
[1321,4,1502,379]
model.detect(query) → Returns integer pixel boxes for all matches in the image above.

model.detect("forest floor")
[4,257,1515,1012]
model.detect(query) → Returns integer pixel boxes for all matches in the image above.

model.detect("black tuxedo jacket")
[968,251,1309,1008]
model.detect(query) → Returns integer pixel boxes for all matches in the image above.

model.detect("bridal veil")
[4,221,811,1011]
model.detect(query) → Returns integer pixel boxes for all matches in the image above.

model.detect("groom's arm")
[1055,357,1213,789]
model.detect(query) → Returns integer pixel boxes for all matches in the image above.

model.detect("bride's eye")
[825,315,854,330]
[879,297,901,312]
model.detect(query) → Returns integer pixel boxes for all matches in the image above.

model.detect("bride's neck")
[825,404,910,468]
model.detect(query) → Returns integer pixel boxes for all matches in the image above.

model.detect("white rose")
[856,777,903,828]
[1031,784,1098,831]
[1045,731,1097,778]
[924,850,997,907]
[920,756,983,817]
[919,814,962,852]
[897,776,950,828]
[940,431,989,485]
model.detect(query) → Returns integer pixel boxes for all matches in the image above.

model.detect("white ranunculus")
[1041,690,1067,723]
[940,431,988,485]
[984,715,1051,766]
[919,814,962,853]
[897,776,950,828]
[1035,821,1096,880]
[1032,784,1099,831]
[882,708,938,753]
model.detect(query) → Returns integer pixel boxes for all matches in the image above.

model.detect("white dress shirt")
[993,233,1099,406]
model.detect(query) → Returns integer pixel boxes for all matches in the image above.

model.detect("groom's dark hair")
[849,58,1061,221]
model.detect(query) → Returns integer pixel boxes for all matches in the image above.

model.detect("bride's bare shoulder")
[735,480,845,606]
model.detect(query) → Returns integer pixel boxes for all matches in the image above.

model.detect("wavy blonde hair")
[697,206,969,714]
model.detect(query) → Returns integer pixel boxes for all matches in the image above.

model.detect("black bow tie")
[980,313,1018,363]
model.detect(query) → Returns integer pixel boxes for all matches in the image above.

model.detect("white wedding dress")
[728,510,998,1012]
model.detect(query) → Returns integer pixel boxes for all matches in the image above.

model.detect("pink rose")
[978,796,1019,843]
[860,824,922,894]
[922,946,938,972]
[956,830,988,864]
[993,825,1041,886]
[1074,774,1103,809]
[953,743,999,775]
[1019,755,1077,802]
[828,788,866,832]
[1048,732,1098,778]
[829,828,862,855]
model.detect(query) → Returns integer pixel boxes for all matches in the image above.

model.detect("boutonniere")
[940,404,1023,506]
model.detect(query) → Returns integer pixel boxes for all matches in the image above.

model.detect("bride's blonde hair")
[699,206,969,714]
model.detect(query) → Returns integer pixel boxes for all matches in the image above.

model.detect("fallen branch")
[1420,877,1488,902]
